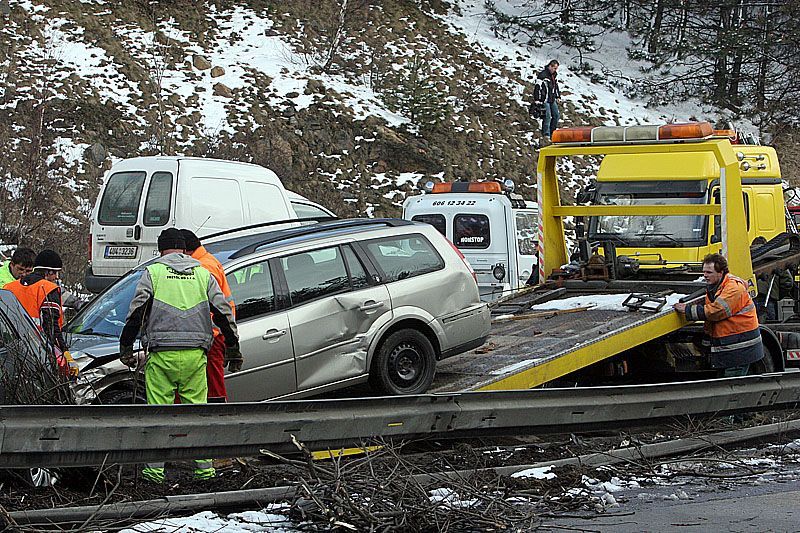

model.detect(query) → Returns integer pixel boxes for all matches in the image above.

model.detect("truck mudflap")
[431,291,691,392]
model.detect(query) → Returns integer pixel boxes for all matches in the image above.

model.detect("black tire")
[748,345,777,375]
[98,387,147,405]
[369,329,436,395]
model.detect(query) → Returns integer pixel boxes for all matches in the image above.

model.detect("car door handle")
[359,301,383,312]
[262,329,287,340]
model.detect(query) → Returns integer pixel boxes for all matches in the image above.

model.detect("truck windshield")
[587,181,707,247]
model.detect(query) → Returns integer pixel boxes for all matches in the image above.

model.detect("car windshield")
[68,269,143,338]
[587,181,707,247]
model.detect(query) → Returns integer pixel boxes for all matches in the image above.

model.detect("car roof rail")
[228,218,415,260]
[201,216,338,241]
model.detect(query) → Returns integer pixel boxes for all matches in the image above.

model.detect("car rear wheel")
[369,329,436,395]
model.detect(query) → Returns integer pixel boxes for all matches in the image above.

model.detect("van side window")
[292,201,333,219]
[454,214,490,249]
[363,235,444,282]
[143,172,173,226]
[98,171,146,226]
[281,247,349,307]
[411,214,446,236]
[515,211,538,256]
[227,260,275,320]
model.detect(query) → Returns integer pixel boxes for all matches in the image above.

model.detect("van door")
[280,245,391,392]
[139,170,176,263]
[93,160,179,277]
[224,258,296,401]
[513,209,538,286]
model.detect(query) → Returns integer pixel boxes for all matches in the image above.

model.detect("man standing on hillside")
[531,59,561,143]
[672,253,764,377]
[0,247,35,287]
[180,229,238,403]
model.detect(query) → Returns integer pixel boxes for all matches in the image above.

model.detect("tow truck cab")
[402,180,538,301]
[561,123,786,275]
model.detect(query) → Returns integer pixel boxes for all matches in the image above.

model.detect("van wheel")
[370,329,436,395]
[98,387,147,405]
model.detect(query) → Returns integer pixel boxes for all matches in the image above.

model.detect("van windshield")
[98,171,146,226]
[587,181,707,247]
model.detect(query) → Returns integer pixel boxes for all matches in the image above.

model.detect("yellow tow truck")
[431,122,800,392]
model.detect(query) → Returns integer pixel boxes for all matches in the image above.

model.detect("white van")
[402,180,538,301]
[86,156,297,293]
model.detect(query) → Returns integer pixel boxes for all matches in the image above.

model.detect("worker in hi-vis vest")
[119,228,241,483]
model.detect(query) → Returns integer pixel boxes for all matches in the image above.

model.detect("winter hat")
[34,249,63,271]
[179,229,201,252]
[157,228,186,252]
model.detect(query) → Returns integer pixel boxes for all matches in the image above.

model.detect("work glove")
[531,103,545,119]
[224,345,244,373]
[119,345,137,368]
[63,350,79,379]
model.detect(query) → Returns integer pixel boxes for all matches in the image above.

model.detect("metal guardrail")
[1,373,799,469]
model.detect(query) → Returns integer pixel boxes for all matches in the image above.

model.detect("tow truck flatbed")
[432,281,701,392]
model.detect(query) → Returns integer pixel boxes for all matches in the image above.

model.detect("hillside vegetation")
[0,0,796,286]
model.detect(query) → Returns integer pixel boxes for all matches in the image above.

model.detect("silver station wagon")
[68,219,491,402]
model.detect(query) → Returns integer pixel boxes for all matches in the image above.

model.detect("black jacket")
[535,67,559,104]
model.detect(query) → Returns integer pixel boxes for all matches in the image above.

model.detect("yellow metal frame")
[479,311,686,390]
[535,139,755,287]
[485,140,757,391]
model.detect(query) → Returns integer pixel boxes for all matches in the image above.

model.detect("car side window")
[343,245,369,290]
[363,234,444,283]
[226,260,275,320]
[281,247,349,306]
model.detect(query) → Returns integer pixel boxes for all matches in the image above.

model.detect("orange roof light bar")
[658,122,713,140]
[468,182,502,193]
[551,122,715,144]
[431,181,503,194]
[551,126,593,144]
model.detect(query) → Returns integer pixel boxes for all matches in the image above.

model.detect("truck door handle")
[359,301,383,312]
[134,225,141,240]
[262,329,287,341]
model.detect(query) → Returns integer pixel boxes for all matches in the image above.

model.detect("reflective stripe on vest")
[4,278,63,328]
[144,263,213,351]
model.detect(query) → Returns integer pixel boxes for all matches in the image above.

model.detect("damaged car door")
[280,244,391,392]
[224,258,295,401]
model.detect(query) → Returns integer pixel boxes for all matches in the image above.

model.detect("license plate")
[104,246,137,259]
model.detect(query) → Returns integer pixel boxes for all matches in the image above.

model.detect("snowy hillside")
[0,0,743,284]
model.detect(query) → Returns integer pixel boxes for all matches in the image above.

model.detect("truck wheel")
[369,329,436,395]
[98,388,147,405]
[749,346,777,375]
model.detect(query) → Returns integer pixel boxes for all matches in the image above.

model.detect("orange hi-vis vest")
[5,278,64,329]
[192,246,235,336]
[702,274,759,339]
